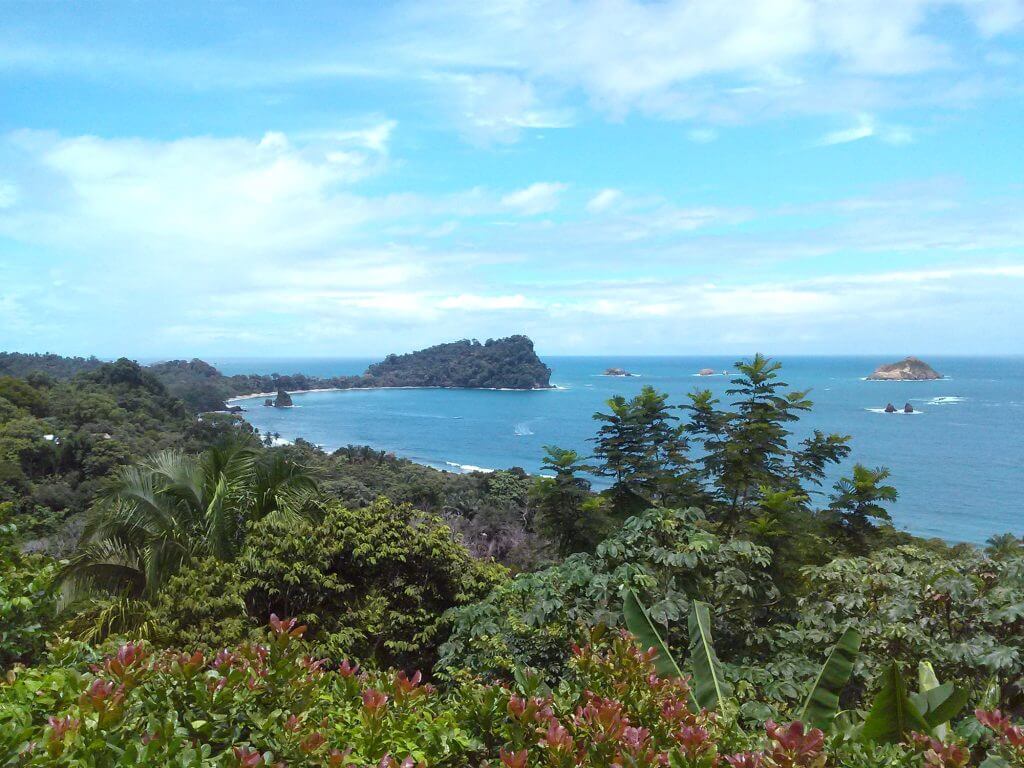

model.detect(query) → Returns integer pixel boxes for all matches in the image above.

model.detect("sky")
[1,1,1023,358]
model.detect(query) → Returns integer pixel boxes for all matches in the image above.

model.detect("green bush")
[152,498,504,671]
[0,504,59,670]
[4,618,1014,767]
[440,506,777,681]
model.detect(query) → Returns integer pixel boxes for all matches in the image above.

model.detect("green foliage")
[531,446,605,557]
[60,443,317,639]
[764,544,1024,712]
[687,600,732,712]
[622,587,684,681]
[0,358,236,546]
[861,662,932,744]
[827,464,899,550]
[151,497,502,671]
[3,622,1009,767]
[798,627,861,731]
[441,506,777,681]
[0,504,58,670]
[589,385,700,511]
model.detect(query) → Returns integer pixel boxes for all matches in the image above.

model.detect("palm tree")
[60,440,317,639]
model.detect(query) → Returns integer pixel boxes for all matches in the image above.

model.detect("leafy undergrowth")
[3,619,1022,767]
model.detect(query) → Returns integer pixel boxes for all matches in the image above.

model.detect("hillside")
[0,352,105,380]
[363,335,551,389]
[147,335,551,411]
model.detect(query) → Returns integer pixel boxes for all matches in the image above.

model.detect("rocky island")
[150,335,553,411]
[867,356,942,381]
[602,367,634,377]
[697,368,717,376]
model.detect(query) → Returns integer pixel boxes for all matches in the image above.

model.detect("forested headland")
[2,350,1023,766]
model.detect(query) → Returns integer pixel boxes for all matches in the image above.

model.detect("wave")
[444,461,495,474]
[513,422,534,437]
[921,396,967,405]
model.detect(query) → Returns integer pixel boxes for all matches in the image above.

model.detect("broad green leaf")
[798,627,861,731]
[911,662,969,737]
[861,662,932,744]
[622,587,684,681]
[687,600,732,711]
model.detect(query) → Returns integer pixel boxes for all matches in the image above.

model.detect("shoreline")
[226,383,561,404]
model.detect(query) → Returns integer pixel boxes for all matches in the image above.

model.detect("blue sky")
[1,1,1023,357]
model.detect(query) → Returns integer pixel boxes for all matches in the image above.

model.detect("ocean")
[209,355,1024,544]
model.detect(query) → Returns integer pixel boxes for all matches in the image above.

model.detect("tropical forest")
[2,352,1023,767]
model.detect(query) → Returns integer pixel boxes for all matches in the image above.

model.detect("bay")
[210,355,1024,544]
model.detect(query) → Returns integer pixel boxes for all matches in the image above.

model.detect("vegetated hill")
[0,352,105,380]
[4,336,552,414]
[150,335,551,411]
[363,336,551,389]
[0,358,237,548]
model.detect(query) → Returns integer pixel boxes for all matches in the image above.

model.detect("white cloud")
[0,180,16,208]
[442,73,574,144]
[687,128,718,143]
[437,293,534,311]
[818,113,914,146]
[501,182,568,215]
[389,0,1024,132]
[586,188,622,213]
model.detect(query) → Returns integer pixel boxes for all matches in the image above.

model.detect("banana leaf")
[861,662,932,744]
[687,600,732,711]
[798,627,861,730]
[622,587,684,680]
[911,662,969,737]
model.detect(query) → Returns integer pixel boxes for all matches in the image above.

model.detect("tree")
[590,385,699,511]
[826,464,898,549]
[532,446,606,557]
[60,441,317,639]
[686,355,849,535]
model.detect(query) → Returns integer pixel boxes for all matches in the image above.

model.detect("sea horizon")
[226,354,1024,546]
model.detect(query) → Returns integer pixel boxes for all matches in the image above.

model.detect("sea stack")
[868,357,942,381]
[263,398,274,407]
[885,403,897,413]
[904,402,914,413]
[698,368,716,376]
[273,389,293,407]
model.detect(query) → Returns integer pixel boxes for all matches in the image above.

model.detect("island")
[867,356,942,381]
[602,367,634,377]
[148,335,553,412]
[697,368,717,376]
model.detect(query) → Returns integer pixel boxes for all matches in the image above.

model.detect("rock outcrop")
[698,368,716,376]
[603,367,634,377]
[904,402,914,413]
[885,403,897,413]
[273,389,293,407]
[868,357,942,381]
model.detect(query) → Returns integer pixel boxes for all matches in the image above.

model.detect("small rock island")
[867,357,942,381]
[273,389,293,407]
[697,368,717,376]
[603,367,634,377]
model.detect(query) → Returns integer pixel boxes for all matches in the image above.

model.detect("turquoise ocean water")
[210,356,1023,544]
